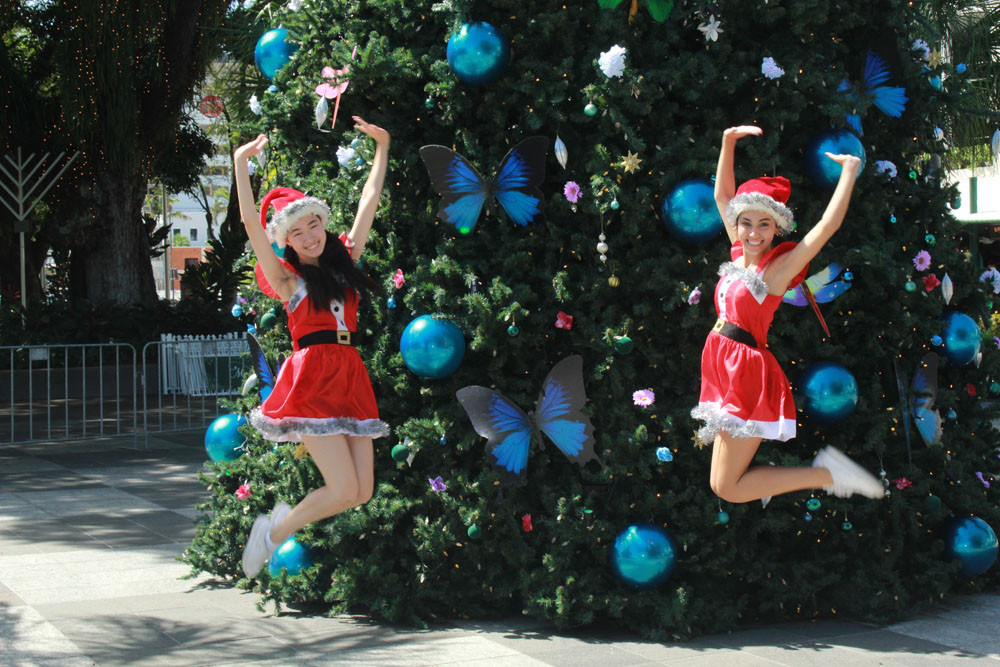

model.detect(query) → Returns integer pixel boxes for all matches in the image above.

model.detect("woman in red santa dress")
[233,117,391,576]
[691,125,884,504]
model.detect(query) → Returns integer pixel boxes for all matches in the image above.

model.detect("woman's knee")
[710,478,742,503]
[321,478,359,511]
[355,479,374,505]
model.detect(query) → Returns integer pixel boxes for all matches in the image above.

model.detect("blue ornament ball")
[941,311,981,366]
[610,524,677,588]
[796,361,859,424]
[254,28,298,80]
[717,511,730,525]
[204,413,247,462]
[661,179,723,244]
[944,516,998,577]
[400,315,466,379]
[387,296,397,310]
[446,22,510,86]
[268,537,314,577]
[803,129,866,189]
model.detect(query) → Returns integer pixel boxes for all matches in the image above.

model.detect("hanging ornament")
[387,296,397,309]
[991,128,1000,166]
[608,275,620,287]
[620,151,642,174]
[610,198,620,211]
[806,498,821,511]
[507,324,520,337]
[391,443,409,462]
[467,525,483,540]
[842,521,853,531]
[314,96,329,128]
[941,273,954,304]
[925,233,936,245]
[614,335,634,354]
[425,97,434,109]
[584,103,598,117]
[597,217,609,264]
[554,135,568,169]
[905,280,917,292]
[716,511,730,525]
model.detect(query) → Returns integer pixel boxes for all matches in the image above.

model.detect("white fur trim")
[691,401,796,445]
[726,193,794,233]
[268,197,331,245]
[250,411,390,442]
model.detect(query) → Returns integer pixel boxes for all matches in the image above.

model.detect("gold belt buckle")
[337,330,351,344]
[712,319,725,333]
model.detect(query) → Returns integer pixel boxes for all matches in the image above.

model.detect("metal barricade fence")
[0,343,138,446]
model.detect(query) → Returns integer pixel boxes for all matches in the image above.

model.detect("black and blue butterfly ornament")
[419,136,549,235]
[837,50,908,136]
[456,354,598,483]
[246,332,284,402]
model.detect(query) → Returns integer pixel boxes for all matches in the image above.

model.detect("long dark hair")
[283,231,379,310]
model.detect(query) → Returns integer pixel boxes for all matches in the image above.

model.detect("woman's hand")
[723,125,763,141]
[825,152,862,171]
[353,116,390,145]
[235,135,268,161]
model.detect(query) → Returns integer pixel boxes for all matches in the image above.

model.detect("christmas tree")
[183,0,1000,638]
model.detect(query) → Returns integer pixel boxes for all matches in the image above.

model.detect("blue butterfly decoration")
[911,352,943,446]
[782,263,853,306]
[837,50,908,136]
[247,332,283,402]
[456,355,597,482]
[419,136,549,235]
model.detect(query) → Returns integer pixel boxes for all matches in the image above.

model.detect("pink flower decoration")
[922,273,941,292]
[632,389,655,407]
[893,477,912,490]
[913,250,931,271]
[555,311,574,330]
[687,287,702,305]
[522,513,533,532]
[563,181,581,204]
[976,471,991,488]
[393,269,405,289]
[235,483,251,500]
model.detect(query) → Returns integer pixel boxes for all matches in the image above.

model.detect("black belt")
[712,319,758,348]
[297,329,358,348]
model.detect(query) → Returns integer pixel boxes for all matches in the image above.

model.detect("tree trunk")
[83,170,157,306]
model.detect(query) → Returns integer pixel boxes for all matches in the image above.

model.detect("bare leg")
[710,431,833,503]
[346,436,374,504]
[269,433,360,544]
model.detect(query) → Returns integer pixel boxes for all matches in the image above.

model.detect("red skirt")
[691,332,797,444]
[249,344,389,442]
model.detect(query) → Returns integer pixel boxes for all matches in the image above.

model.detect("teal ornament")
[231,304,243,317]
[610,198,620,211]
[355,157,365,167]
[806,498,822,511]
[844,271,853,280]
[400,315,466,379]
[260,310,278,330]
[796,361,859,424]
[803,130,866,189]
[947,409,957,420]
[387,296,397,309]
[467,525,483,540]
[941,311,981,366]
[655,447,673,462]
[254,28,298,80]
[439,436,447,446]
[350,138,361,149]
[909,170,918,180]
[247,324,257,334]
[446,22,510,86]
[951,197,962,209]
[661,179,724,243]
[268,537,314,576]
[842,521,853,531]
[991,382,1000,395]
[890,215,897,223]
[924,494,943,513]
[804,512,813,522]
[390,443,409,462]
[507,325,520,337]
[905,281,917,292]
[266,84,277,93]
[944,516,999,576]
[425,97,434,109]
[928,75,943,91]
[584,103,598,117]
[204,414,247,462]
[614,335,634,354]
[717,511,730,525]
[925,234,936,245]
[610,524,677,588]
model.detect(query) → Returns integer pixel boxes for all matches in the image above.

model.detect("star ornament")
[698,14,722,42]
[620,151,642,173]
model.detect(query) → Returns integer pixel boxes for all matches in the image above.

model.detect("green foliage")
[183,0,1000,639]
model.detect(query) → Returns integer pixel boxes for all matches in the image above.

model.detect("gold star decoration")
[928,48,943,68]
[620,151,642,174]
[692,430,709,449]
[293,443,310,460]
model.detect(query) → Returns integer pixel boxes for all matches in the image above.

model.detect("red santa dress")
[250,258,389,443]
[691,241,808,445]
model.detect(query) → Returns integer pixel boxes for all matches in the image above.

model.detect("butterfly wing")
[863,51,908,118]
[783,264,851,305]
[419,145,489,235]
[534,355,598,467]
[246,332,276,400]
[911,352,943,446]
[646,0,672,21]
[457,386,534,480]
[492,136,548,227]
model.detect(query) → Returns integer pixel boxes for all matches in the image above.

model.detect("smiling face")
[736,210,777,263]
[285,215,326,264]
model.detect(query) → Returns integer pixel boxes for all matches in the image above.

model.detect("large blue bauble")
[941,311,980,366]
[268,537,314,576]
[254,29,298,80]
[661,179,723,244]
[803,130,866,189]
[796,361,858,424]
[400,315,465,379]
[204,413,247,462]
[446,22,511,86]
[944,516,998,577]
[610,524,677,588]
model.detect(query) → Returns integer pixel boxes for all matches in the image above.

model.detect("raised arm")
[345,116,390,261]
[763,153,862,294]
[715,125,763,244]
[234,135,295,301]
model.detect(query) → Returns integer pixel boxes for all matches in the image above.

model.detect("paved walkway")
[1,434,998,666]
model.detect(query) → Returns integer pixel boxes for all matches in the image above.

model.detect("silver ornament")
[597,242,609,254]
[315,96,329,129]
[941,273,953,304]
[241,374,259,395]
[554,135,568,169]
[992,128,1000,165]
[599,254,608,263]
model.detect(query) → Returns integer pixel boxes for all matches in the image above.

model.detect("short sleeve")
[339,232,356,250]
[762,241,809,290]
[730,241,744,262]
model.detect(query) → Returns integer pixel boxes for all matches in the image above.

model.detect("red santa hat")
[259,187,330,246]
[725,176,794,234]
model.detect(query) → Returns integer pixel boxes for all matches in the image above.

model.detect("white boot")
[813,446,884,499]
